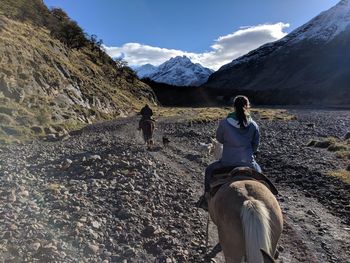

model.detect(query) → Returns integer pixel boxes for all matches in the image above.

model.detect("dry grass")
[0,97,86,144]
[336,151,350,159]
[327,170,350,184]
[154,107,230,123]
[254,109,297,121]
[308,137,350,160]
[308,137,350,183]
[152,107,296,123]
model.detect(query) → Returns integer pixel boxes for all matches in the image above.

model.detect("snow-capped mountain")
[285,0,350,43]
[205,0,350,105]
[135,56,214,86]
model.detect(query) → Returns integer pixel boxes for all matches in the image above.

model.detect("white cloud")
[104,22,290,70]
[103,43,196,66]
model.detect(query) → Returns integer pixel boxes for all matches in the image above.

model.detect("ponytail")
[233,95,250,128]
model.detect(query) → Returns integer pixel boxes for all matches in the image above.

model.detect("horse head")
[210,138,223,160]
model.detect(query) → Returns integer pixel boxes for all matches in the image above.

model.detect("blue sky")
[43,0,339,69]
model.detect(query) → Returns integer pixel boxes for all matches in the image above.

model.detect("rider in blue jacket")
[198,95,261,209]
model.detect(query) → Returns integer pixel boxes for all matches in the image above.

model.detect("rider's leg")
[197,161,222,210]
[138,118,144,130]
[204,160,223,192]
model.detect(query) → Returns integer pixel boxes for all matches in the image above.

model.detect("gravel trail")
[0,109,349,262]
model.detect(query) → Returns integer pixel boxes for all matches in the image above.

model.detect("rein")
[205,213,210,251]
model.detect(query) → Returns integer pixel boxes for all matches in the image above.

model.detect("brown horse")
[139,119,155,147]
[208,178,283,263]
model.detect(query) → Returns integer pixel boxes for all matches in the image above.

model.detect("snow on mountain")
[135,56,214,86]
[205,0,350,105]
[133,64,158,79]
[220,0,350,71]
[285,0,350,43]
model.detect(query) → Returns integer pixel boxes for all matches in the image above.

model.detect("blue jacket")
[216,116,260,168]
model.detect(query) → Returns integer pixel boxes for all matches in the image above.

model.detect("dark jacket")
[140,106,153,118]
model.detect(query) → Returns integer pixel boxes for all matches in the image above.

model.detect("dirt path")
[0,109,349,262]
[124,112,350,263]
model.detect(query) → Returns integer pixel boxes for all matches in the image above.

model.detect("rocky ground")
[0,108,349,263]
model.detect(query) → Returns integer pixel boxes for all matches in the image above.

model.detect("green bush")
[48,8,87,49]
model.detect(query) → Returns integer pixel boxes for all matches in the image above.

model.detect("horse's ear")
[260,249,275,263]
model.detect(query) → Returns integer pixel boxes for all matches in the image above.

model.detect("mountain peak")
[170,55,191,61]
[135,57,213,86]
[166,55,192,66]
[284,0,350,43]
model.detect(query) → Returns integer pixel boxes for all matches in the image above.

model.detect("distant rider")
[138,104,154,130]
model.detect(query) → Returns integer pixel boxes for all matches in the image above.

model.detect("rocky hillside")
[0,0,156,142]
[204,0,350,105]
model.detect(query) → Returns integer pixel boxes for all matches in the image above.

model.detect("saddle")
[209,166,278,197]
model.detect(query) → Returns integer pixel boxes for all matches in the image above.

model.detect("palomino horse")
[208,171,283,263]
[139,119,155,147]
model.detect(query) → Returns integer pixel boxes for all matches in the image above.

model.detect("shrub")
[48,8,87,49]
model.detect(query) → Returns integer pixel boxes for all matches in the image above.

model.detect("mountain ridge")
[135,56,213,86]
[205,0,350,105]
